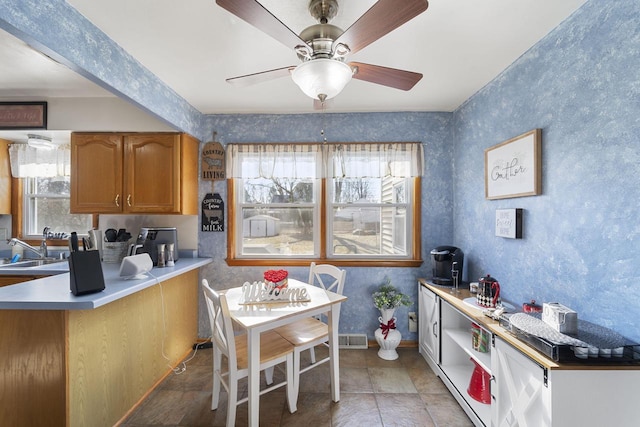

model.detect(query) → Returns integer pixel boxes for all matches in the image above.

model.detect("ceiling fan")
[216,0,429,105]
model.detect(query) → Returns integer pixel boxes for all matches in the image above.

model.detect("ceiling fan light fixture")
[292,58,353,101]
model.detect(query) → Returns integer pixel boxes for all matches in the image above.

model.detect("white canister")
[542,302,578,334]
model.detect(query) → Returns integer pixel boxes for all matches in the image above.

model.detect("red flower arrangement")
[264,270,289,293]
[264,269,288,283]
[264,270,289,295]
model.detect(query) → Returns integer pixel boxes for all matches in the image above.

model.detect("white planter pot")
[375,308,401,360]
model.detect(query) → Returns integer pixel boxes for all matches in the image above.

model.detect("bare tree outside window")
[24,177,93,238]
[230,142,419,262]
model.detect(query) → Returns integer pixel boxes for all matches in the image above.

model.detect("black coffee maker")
[430,245,464,286]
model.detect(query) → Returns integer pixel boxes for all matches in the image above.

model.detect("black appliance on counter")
[134,227,179,266]
[430,245,464,286]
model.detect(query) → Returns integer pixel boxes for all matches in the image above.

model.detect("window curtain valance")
[328,142,424,178]
[226,142,424,179]
[8,143,71,178]
[226,143,323,179]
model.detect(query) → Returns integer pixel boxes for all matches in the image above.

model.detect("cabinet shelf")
[440,363,491,423]
[445,328,492,374]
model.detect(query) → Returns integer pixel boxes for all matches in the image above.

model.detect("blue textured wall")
[453,0,640,341]
[3,0,638,342]
[198,112,453,340]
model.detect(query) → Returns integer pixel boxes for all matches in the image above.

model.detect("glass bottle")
[166,243,175,267]
[157,243,165,267]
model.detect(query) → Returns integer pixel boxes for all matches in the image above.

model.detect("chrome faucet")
[8,238,47,259]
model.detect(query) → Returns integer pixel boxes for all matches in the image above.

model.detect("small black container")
[430,245,464,286]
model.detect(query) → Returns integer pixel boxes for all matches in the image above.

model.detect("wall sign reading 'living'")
[201,141,225,181]
[485,129,541,200]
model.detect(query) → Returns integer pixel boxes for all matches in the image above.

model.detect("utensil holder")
[102,242,129,263]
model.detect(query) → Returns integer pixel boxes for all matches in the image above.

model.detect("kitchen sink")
[0,258,67,268]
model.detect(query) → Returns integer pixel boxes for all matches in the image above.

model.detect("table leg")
[247,330,260,427]
[328,305,340,402]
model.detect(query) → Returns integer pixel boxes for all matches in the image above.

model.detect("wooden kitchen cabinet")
[0,275,45,287]
[0,138,11,214]
[70,132,198,214]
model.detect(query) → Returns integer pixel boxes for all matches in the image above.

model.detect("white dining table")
[223,278,347,427]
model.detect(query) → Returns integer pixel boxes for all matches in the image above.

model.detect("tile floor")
[120,345,474,427]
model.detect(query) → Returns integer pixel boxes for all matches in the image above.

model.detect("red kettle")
[477,274,500,308]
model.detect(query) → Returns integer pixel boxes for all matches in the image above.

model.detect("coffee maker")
[430,245,464,286]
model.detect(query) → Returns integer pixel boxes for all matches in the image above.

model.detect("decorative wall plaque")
[495,208,523,239]
[0,102,47,129]
[485,129,541,200]
[201,141,225,181]
[202,193,224,232]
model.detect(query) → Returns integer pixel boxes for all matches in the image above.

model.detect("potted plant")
[372,278,412,360]
[372,278,412,321]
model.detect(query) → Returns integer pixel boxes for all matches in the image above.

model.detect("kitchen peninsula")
[0,257,211,427]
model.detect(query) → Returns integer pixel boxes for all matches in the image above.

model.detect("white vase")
[379,308,396,324]
[375,308,402,360]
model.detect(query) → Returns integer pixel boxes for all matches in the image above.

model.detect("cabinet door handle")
[433,321,438,337]
[115,194,120,207]
[127,194,131,206]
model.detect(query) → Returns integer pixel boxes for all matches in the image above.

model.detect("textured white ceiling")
[1,0,586,115]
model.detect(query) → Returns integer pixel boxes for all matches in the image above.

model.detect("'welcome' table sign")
[239,281,311,304]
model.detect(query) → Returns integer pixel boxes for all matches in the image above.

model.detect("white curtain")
[226,142,424,179]
[329,142,424,178]
[226,143,322,179]
[8,143,71,177]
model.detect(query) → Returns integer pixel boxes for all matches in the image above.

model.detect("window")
[8,142,93,241]
[22,176,93,239]
[227,142,423,267]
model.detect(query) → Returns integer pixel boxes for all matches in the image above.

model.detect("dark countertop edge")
[0,258,212,311]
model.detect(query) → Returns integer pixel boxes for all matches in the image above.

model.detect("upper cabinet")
[70,132,198,215]
[0,139,12,214]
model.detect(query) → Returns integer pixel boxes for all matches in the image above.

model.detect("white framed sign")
[485,129,541,200]
[495,208,523,239]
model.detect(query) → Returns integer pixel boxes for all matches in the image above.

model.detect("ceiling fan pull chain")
[319,96,328,143]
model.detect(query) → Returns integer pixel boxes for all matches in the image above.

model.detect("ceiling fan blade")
[216,0,310,53]
[334,0,428,55]
[349,62,422,91]
[226,66,296,87]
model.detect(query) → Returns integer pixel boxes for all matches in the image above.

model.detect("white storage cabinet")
[418,280,640,427]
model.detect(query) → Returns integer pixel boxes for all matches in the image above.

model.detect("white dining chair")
[202,279,297,427]
[274,262,346,396]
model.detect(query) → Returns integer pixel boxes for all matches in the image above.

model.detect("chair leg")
[286,353,297,413]
[227,371,238,427]
[309,346,317,364]
[212,349,222,410]
[264,366,274,385]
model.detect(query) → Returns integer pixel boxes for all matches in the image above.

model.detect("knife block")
[69,250,106,296]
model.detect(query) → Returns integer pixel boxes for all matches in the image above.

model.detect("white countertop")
[0,258,211,310]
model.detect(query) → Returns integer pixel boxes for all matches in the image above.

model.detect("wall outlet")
[408,311,417,333]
